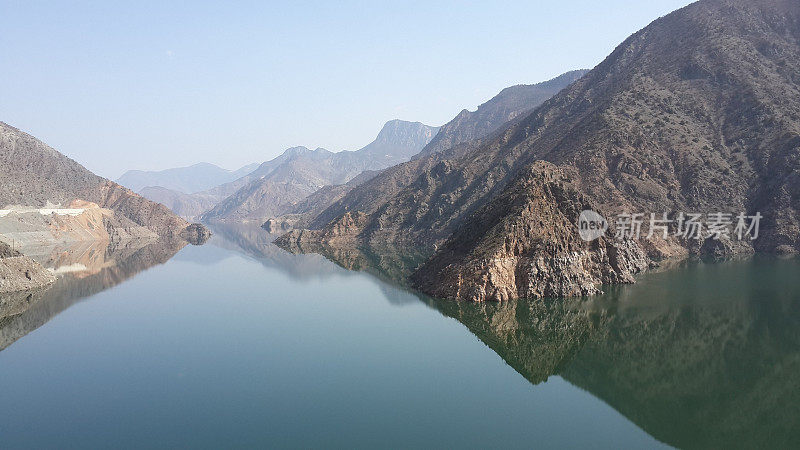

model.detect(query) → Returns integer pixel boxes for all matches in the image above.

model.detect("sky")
[1,0,694,179]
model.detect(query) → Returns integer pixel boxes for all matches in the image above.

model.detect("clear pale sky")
[1,0,694,179]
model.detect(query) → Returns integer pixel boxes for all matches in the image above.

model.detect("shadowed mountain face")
[281,0,800,301]
[201,120,438,223]
[117,162,259,195]
[0,122,208,242]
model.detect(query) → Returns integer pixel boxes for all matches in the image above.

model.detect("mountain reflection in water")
[283,234,800,449]
[0,238,188,351]
[1,223,798,449]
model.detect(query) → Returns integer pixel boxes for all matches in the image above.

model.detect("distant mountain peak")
[362,120,439,154]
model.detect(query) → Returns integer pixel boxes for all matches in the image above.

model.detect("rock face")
[180,223,212,245]
[117,162,258,194]
[0,242,55,294]
[282,0,800,301]
[0,201,158,247]
[201,120,439,223]
[0,121,209,241]
[411,162,649,302]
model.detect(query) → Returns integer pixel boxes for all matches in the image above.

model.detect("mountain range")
[278,0,800,301]
[129,70,588,225]
[117,162,259,194]
[200,120,439,223]
[266,70,589,230]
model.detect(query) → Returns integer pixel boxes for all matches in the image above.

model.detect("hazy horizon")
[2,0,693,179]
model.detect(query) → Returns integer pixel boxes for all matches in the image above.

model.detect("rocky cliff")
[300,70,587,231]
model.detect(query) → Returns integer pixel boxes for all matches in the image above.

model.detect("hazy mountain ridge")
[280,0,800,301]
[138,186,220,221]
[200,120,439,222]
[117,162,259,194]
[262,170,382,231]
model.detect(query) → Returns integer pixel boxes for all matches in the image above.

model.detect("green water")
[0,225,797,449]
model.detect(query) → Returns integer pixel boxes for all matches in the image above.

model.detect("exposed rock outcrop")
[411,162,649,301]
[180,223,212,245]
[0,242,55,295]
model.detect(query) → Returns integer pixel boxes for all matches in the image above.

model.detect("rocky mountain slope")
[0,122,210,243]
[300,70,588,231]
[262,170,381,232]
[414,69,588,159]
[280,0,800,301]
[200,146,319,202]
[117,162,258,194]
[201,120,438,222]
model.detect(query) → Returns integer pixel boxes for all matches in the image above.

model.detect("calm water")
[0,225,798,449]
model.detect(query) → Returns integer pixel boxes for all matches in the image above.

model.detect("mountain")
[117,162,259,194]
[298,70,588,231]
[135,147,316,220]
[414,69,588,159]
[279,0,800,302]
[139,186,219,221]
[0,122,210,244]
[199,147,316,202]
[262,169,382,232]
[201,120,439,222]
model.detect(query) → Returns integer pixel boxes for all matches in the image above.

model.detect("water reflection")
[0,238,188,351]
[562,258,800,449]
[2,223,798,448]
[205,223,344,280]
[294,238,800,449]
